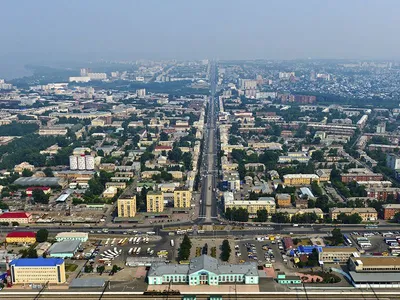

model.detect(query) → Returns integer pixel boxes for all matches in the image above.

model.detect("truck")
[292,224,299,227]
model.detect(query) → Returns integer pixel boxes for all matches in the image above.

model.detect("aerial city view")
[1,1,400,299]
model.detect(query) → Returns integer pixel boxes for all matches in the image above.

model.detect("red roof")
[26,186,51,191]
[0,212,31,219]
[6,231,36,238]
[155,146,172,150]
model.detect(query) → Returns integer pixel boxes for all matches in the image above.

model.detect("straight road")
[198,61,218,223]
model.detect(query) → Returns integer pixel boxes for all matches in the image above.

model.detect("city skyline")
[0,0,399,68]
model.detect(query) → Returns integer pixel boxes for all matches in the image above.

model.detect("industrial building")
[55,232,88,242]
[48,240,81,258]
[0,212,32,224]
[348,256,400,288]
[13,177,66,188]
[6,232,36,244]
[10,257,66,284]
[148,255,259,286]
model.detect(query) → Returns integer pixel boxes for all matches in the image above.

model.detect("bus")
[343,234,352,246]
[146,231,156,235]
[365,224,378,229]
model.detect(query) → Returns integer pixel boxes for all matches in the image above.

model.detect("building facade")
[148,255,259,286]
[146,191,164,213]
[382,204,400,220]
[173,189,192,208]
[117,196,137,218]
[318,247,359,263]
[6,232,36,244]
[283,174,319,185]
[0,212,32,224]
[330,207,378,222]
[10,257,66,284]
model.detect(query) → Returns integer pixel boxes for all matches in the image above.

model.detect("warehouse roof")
[350,271,400,283]
[48,240,81,255]
[7,231,35,238]
[0,212,31,219]
[10,257,64,267]
[14,177,63,187]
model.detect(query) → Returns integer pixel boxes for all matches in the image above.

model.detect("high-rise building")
[80,68,89,76]
[174,189,192,208]
[117,196,137,218]
[69,155,78,170]
[146,191,164,213]
[376,122,386,134]
[85,155,95,170]
[136,88,146,97]
[77,155,86,170]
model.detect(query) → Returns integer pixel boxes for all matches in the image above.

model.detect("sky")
[0,0,399,77]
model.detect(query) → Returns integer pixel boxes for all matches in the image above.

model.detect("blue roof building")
[9,257,66,284]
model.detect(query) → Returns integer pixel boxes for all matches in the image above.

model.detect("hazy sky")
[0,0,399,65]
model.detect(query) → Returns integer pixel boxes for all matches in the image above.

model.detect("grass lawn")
[65,263,78,272]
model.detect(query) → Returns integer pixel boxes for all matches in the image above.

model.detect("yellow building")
[6,232,36,244]
[102,186,118,198]
[276,208,324,220]
[223,192,276,216]
[283,174,320,185]
[14,161,35,173]
[117,195,137,218]
[330,207,378,222]
[10,257,66,284]
[146,191,164,213]
[174,189,192,208]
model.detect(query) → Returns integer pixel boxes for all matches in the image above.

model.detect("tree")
[220,239,231,261]
[271,212,290,223]
[160,132,169,141]
[331,228,344,245]
[84,265,94,273]
[32,189,50,204]
[256,209,268,222]
[22,169,34,177]
[43,167,54,177]
[111,265,119,273]
[97,265,105,274]
[311,150,324,162]
[11,221,19,226]
[36,229,49,243]
[178,234,192,261]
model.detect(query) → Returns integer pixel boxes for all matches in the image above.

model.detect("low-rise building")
[55,232,88,242]
[14,162,35,173]
[277,208,324,220]
[0,212,32,224]
[318,247,359,263]
[6,231,36,244]
[382,204,400,220]
[148,255,259,286]
[224,192,276,217]
[275,194,291,207]
[48,240,81,258]
[10,257,66,284]
[283,174,319,185]
[329,207,377,222]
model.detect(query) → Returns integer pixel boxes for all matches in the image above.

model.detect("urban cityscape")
[1,1,400,299]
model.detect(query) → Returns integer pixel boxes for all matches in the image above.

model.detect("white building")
[85,155,95,170]
[77,155,86,170]
[69,156,78,170]
[387,153,400,170]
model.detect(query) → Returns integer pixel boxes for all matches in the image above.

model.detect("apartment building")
[275,194,292,207]
[174,189,192,208]
[146,191,164,213]
[277,208,324,220]
[330,207,377,222]
[283,174,320,185]
[224,192,276,217]
[117,195,137,218]
[382,204,400,220]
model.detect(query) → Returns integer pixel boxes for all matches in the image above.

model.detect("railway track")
[2,291,398,300]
